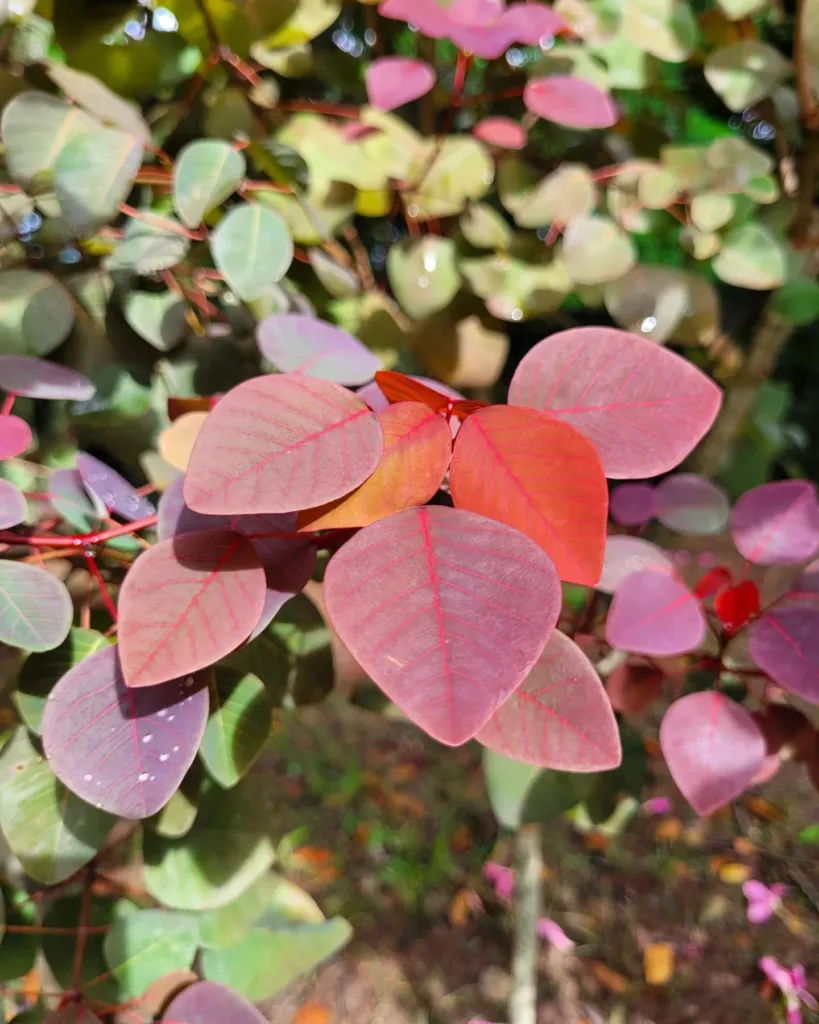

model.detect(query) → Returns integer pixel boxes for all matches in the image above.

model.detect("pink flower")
[743,880,787,924]
[378,0,566,60]
[536,917,575,952]
[483,861,514,903]
[760,957,817,1024]
[642,796,673,816]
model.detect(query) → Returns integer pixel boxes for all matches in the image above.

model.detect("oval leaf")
[1,91,97,187]
[606,570,706,656]
[0,478,26,529]
[103,909,199,1001]
[749,606,819,704]
[0,356,95,401]
[41,646,209,819]
[118,529,267,688]
[449,405,607,586]
[211,203,293,301]
[199,669,272,788]
[598,535,675,595]
[654,473,730,535]
[477,630,621,771]
[508,326,722,478]
[324,505,560,745]
[77,453,156,523]
[660,692,766,815]
[174,139,247,229]
[164,980,267,1024]
[366,57,436,111]
[184,374,383,516]
[256,313,382,386]
[610,483,655,527]
[524,75,619,128]
[55,126,143,233]
[473,116,528,150]
[0,416,31,459]
[298,401,453,530]
[50,467,106,532]
[0,561,72,652]
[561,216,636,286]
[0,270,75,357]
[730,480,819,565]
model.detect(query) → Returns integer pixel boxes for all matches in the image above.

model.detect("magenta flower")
[483,861,514,903]
[378,0,566,60]
[536,917,575,952]
[743,880,787,924]
[642,796,673,816]
[760,957,817,1024]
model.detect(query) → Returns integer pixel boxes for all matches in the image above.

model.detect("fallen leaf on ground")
[644,943,674,985]
[293,1001,333,1024]
[720,862,752,884]
[589,961,629,994]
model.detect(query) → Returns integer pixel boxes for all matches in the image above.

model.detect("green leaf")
[15,628,110,736]
[798,823,819,844]
[716,0,769,18]
[173,140,247,229]
[152,765,203,839]
[459,203,513,250]
[247,139,309,190]
[54,125,143,233]
[521,769,594,824]
[690,194,735,233]
[45,61,149,140]
[0,727,113,883]
[704,42,791,112]
[0,885,37,985]
[561,214,637,285]
[50,0,134,53]
[404,136,493,220]
[200,669,272,789]
[263,0,341,46]
[483,747,539,829]
[123,290,188,353]
[211,202,294,301]
[387,237,461,320]
[102,908,199,1001]
[201,918,352,1002]
[0,270,75,357]
[771,278,819,325]
[0,561,72,653]
[712,222,787,290]
[166,0,298,59]
[104,216,190,274]
[0,91,97,189]
[621,0,697,63]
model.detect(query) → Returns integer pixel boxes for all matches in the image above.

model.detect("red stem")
[453,51,470,100]
[1,393,15,416]
[275,99,360,118]
[0,514,158,548]
[83,551,119,623]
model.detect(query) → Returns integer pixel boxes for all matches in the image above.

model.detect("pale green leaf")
[166,0,298,58]
[0,561,72,652]
[483,747,539,829]
[405,137,494,220]
[561,214,637,285]
[173,140,247,228]
[123,290,188,353]
[712,222,788,289]
[54,126,143,233]
[104,216,190,274]
[45,61,149,140]
[211,203,294,301]
[0,270,75,357]
[704,41,791,112]
[459,203,513,250]
[690,194,735,232]
[717,0,769,18]
[387,236,461,320]
[513,164,597,228]
[622,0,697,63]
[263,0,341,46]
[0,91,96,189]
[103,909,198,1000]
[200,670,272,789]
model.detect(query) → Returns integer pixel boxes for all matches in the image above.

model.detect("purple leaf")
[597,535,674,595]
[609,483,655,527]
[41,645,208,819]
[256,313,382,386]
[731,480,819,565]
[749,605,819,704]
[473,116,527,150]
[524,76,619,129]
[158,476,316,639]
[786,558,819,604]
[606,570,706,656]
[324,505,560,746]
[366,57,436,111]
[163,980,267,1024]
[477,630,621,771]
[0,477,26,528]
[0,414,32,459]
[0,355,95,401]
[508,327,722,479]
[659,691,766,816]
[77,453,156,523]
[654,473,730,535]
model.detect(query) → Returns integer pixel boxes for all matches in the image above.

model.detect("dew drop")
[95,802,102,808]
[172,745,179,753]
[83,773,93,782]
[138,772,149,782]
[142,734,153,743]
[159,753,169,762]
[168,715,175,722]
[157,708,168,718]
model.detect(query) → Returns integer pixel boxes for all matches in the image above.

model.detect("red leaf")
[298,402,452,530]
[693,566,732,600]
[452,400,490,420]
[449,405,607,585]
[374,370,451,413]
[477,630,621,771]
[323,505,560,745]
[119,528,267,688]
[606,663,664,715]
[184,374,383,515]
[659,691,766,816]
[714,580,760,633]
[508,327,722,479]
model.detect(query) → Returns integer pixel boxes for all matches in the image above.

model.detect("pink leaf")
[0,355,95,401]
[473,117,527,150]
[118,528,267,688]
[366,57,436,111]
[606,570,706,656]
[597,535,674,595]
[323,505,560,745]
[0,478,27,529]
[653,473,730,535]
[0,414,31,459]
[163,980,266,1024]
[659,691,766,816]
[508,327,722,479]
[184,374,383,515]
[257,313,383,386]
[477,629,620,770]
[731,481,819,566]
[77,453,156,523]
[523,76,619,129]
[610,483,655,526]
[41,646,208,819]
[749,605,819,704]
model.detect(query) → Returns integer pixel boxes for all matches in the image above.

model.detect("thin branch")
[0,514,158,549]
[71,868,94,992]
[508,825,542,1024]
[193,0,221,54]
[83,552,119,624]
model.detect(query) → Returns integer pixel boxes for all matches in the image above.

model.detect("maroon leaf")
[163,980,266,1024]
[323,505,560,745]
[0,355,95,401]
[606,570,706,656]
[609,483,655,526]
[597,535,674,595]
[730,480,819,565]
[659,691,766,816]
[256,313,382,386]
[76,453,156,523]
[508,327,722,478]
[184,374,383,515]
[41,646,208,819]
[749,605,819,704]
[523,76,619,129]
[0,477,27,528]
[118,529,267,688]
[158,476,316,639]
[476,630,620,771]
[0,414,32,459]
[606,662,664,715]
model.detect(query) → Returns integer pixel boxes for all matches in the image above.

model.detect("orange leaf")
[743,796,784,821]
[449,887,483,927]
[167,396,214,421]
[733,837,756,856]
[449,405,607,585]
[654,817,682,842]
[589,961,629,994]
[293,1000,333,1024]
[298,401,452,530]
[158,411,208,471]
[719,862,751,885]
[375,370,451,412]
[644,943,674,986]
